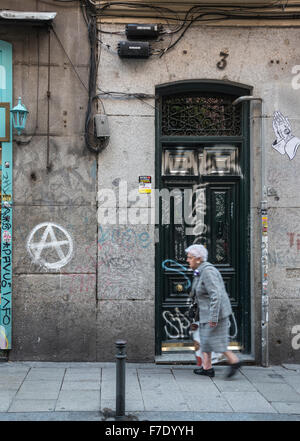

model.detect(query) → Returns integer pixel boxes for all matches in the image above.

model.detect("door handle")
[176,284,183,292]
[217,221,223,238]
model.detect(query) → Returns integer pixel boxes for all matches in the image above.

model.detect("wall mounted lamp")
[10,97,29,135]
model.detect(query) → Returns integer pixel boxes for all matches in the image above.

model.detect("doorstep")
[155,352,256,365]
[155,352,197,365]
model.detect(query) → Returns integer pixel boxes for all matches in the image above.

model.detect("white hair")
[185,244,208,261]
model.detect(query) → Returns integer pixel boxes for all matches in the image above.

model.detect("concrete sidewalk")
[0,361,300,421]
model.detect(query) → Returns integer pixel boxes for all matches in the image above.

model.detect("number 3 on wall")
[217,51,229,70]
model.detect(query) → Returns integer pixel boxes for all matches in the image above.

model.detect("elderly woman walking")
[186,244,241,378]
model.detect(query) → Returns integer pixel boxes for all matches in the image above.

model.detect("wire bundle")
[51,0,300,154]
[81,0,107,152]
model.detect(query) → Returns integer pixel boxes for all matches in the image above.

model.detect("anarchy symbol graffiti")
[26,222,73,270]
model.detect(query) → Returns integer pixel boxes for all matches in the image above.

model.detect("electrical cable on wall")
[81,1,300,58]
[43,4,158,153]
[57,0,300,153]
[81,0,109,153]
[97,89,155,100]
[51,26,88,92]
[97,88,157,109]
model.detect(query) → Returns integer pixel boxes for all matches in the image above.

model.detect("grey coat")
[191,262,232,324]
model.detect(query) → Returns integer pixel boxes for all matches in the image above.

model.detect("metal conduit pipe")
[232,95,269,367]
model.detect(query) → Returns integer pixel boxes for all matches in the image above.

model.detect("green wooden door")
[155,81,251,355]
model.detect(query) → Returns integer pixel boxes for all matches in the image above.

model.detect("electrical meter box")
[118,41,150,59]
[125,24,162,40]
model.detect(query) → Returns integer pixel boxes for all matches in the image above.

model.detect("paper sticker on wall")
[0,325,9,349]
[2,230,11,243]
[262,215,268,236]
[139,176,151,193]
[272,111,300,160]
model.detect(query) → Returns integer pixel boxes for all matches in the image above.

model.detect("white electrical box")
[94,114,110,138]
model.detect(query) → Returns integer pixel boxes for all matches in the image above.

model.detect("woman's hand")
[209,321,217,328]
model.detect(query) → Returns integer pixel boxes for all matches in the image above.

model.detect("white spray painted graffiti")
[291,325,300,350]
[163,308,191,339]
[163,308,238,340]
[26,222,73,270]
[187,185,207,237]
[272,111,300,160]
[161,258,238,342]
[291,65,300,90]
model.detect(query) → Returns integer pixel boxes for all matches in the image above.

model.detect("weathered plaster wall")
[1,0,155,362]
[1,0,300,363]
[98,23,300,363]
[1,1,99,361]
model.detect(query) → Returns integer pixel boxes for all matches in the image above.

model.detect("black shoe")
[226,361,242,378]
[193,367,215,377]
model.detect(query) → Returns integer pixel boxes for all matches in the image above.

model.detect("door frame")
[155,79,253,356]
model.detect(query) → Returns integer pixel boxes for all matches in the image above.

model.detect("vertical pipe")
[46,27,51,170]
[260,100,269,367]
[36,28,40,134]
[232,96,268,367]
[115,339,127,420]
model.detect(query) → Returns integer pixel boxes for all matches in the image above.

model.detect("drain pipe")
[232,95,269,367]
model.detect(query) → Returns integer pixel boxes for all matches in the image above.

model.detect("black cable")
[95,1,300,24]
[97,29,125,35]
[78,0,300,151]
[95,9,300,22]
[51,26,88,92]
[157,13,231,57]
[95,2,300,56]
[81,0,108,153]
[97,1,181,17]
[97,88,155,99]
[86,13,100,152]
[80,0,89,25]
[40,0,78,4]
[96,1,293,14]
[97,88,158,112]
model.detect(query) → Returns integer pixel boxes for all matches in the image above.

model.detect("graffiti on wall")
[287,232,300,251]
[272,111,300,160]
[99,225,151,248]
[67,226,151,296]
[1,172,13,349]
[163,307,238,341]
[26,223,73,270]
[0,200,11,350]
[291,325,300,350]
[268,231,300,268]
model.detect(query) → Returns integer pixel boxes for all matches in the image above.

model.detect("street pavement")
[0,361,300,421]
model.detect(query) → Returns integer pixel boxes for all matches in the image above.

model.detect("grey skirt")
[199,317,229,353]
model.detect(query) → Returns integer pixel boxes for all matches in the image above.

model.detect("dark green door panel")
[155,81,251,355]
